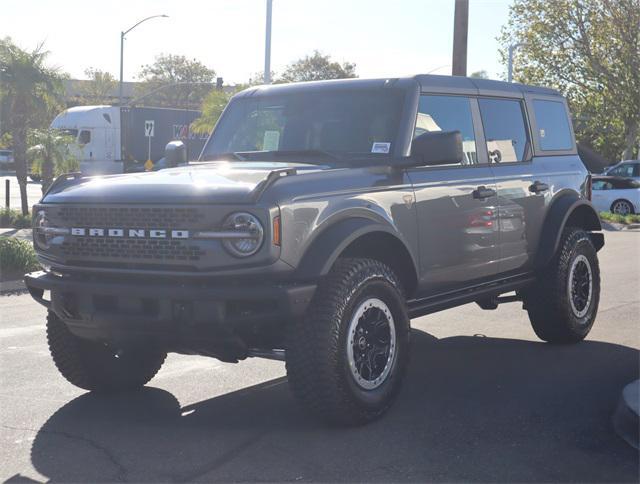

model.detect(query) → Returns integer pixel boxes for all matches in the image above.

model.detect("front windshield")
[201,88,406,161]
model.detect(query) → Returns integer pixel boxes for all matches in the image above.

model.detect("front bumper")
[25,271,316,361]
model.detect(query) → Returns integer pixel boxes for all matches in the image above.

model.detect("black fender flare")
[535,192,604,269]
[294,217,417,281]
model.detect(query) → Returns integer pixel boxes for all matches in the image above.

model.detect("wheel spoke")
[346,298,396,389]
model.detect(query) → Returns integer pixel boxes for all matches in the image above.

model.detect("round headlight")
[34,210,50,250]
[222,212,264,257]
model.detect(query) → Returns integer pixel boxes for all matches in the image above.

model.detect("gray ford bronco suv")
[26,75,604,425]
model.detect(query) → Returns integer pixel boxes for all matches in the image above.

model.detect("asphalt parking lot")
[1,230,638,482]
[0,174,43,211]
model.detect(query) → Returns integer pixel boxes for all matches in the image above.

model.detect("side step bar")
[247,348,286,361]
[407,275,535,319]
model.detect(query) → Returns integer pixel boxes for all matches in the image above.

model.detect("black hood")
[42,162,322,204]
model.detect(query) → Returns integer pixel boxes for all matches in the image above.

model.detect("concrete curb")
[600,221,640,231]
[613,379,639,450]
[0,228,33,241]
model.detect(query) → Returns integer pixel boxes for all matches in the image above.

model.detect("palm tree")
[28,128,79,194]
[0,38,64,214]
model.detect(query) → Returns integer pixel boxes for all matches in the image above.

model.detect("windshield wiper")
[201,152,246,161]
[234,149,344,164]
[201,149,345,165]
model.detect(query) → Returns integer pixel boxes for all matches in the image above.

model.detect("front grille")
[60,237,205,262]
[58,206,203,229]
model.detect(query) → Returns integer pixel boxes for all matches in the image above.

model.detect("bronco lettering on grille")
[70,228,190,239]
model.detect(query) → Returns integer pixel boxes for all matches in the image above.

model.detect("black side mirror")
[410,131,463,166]
[165,141,187,168]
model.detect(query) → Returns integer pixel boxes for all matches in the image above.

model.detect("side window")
[532,99,573,151]
[592,180,606,191]
[78,130,91,145]
[621,164,635,177]
[414,95,477,165]
[478,98,530,163]
[634,164,640,177]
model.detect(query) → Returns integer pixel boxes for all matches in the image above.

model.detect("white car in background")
[591,176,640,215]
[603,160,640,181]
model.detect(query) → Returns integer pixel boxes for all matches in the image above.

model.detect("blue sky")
[2,0,512,84]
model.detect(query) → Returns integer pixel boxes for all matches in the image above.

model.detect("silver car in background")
[604,160,640,181]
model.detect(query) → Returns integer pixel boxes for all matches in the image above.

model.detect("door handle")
[529,181,549,193]
[472,186,497,199]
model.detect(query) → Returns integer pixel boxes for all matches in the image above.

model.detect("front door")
[408,95,500,295]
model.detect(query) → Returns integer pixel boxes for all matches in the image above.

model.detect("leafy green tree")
[499,0,640,161]
[136,53,216,108]
[80,67,117,105]
[27,128,78,193]
[470,70,489,79]
[0,38,64,214]
[191,89,235,135]
[277,51,357,83]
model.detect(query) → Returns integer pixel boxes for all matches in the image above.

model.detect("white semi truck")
[50,105,207,175]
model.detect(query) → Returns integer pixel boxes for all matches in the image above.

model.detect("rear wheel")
[611,199,634,215]
[286,258,410,425]
[523,227,600,343]
[47,311,166,392]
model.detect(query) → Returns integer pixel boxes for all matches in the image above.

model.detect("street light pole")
[264,0,273,84]
[118,14,169,106]
[508,43,525,83]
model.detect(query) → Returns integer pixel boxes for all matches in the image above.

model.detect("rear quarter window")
[533,99,573,151]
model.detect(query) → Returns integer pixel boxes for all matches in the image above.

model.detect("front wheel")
[47,311,167,392]
[523,227,600,343]
[286,258,410,425]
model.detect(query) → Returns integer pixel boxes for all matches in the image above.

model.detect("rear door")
[408,94,500,295]
[478,97,547,274]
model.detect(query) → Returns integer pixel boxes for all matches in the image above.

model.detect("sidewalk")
[0,227,33,241]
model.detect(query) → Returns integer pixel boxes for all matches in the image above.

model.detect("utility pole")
[264,0,273,84]
[451,0,469,76]
[507,43,525,83]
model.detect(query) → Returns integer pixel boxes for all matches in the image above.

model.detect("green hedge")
[0,208,31,229]
[0,237,39,281]
[599,211,640,225]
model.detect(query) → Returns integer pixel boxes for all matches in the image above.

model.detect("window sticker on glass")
[263,130,280,151]
[371,142,391,154]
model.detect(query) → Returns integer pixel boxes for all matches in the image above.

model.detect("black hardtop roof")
[237,74,561,99]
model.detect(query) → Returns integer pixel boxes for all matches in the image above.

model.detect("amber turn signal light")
[272,216,281,246]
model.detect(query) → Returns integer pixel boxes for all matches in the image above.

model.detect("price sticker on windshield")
[263,130,280,151]
[371,142,391,154]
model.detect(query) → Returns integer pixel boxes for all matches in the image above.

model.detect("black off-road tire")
[286,258,410,425]
[47,311,167,392]
[524,227,600,343]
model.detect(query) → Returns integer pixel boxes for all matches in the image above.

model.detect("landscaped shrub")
[599,211,640,225]
[0,237,39,280]
[0,208,31,228]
